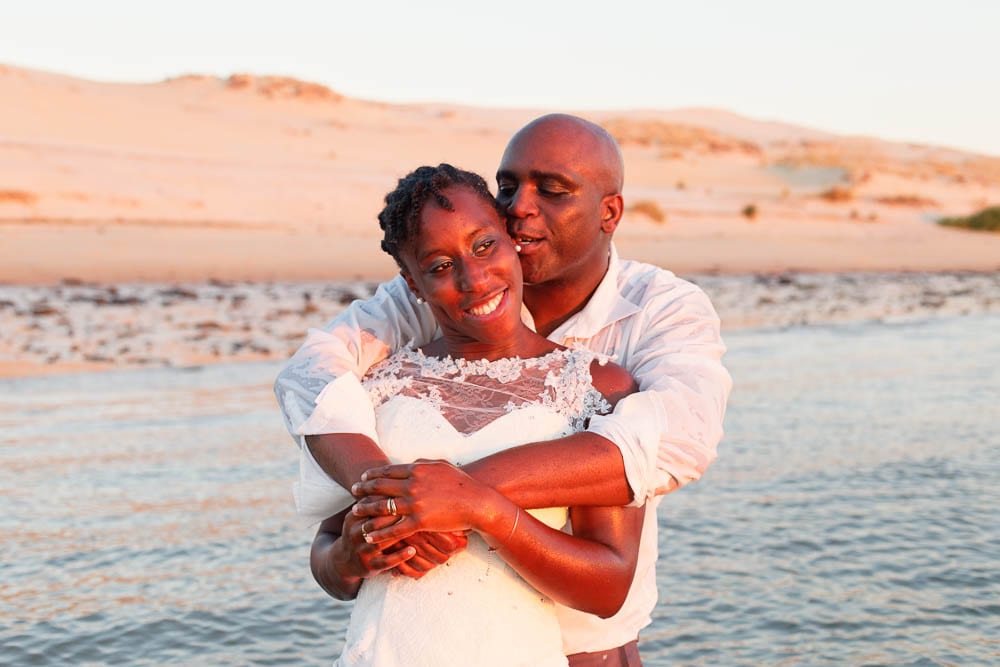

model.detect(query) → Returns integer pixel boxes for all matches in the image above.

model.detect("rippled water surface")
[3,315,997,665]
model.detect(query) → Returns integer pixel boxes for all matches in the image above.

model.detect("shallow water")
[2,315,997,665]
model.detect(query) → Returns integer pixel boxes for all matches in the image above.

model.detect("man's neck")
[523,272,605,338]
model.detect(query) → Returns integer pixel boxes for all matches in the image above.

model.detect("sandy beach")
[2,65,999,378]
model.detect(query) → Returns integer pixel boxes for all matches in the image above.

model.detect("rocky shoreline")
[2,271,998,377]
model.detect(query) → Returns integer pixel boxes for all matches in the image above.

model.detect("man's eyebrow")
[495,169,574,186]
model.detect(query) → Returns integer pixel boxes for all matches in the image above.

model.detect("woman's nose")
[457,259,490,292]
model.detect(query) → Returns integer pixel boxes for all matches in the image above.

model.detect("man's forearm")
[462,432,633,508]
[306,432,390,490]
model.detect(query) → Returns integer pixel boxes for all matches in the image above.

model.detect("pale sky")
[3,0,998,155]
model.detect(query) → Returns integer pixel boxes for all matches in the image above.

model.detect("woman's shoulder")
[583,355,637,411]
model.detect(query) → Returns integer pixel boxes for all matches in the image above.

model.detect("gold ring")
[387,498,397,516]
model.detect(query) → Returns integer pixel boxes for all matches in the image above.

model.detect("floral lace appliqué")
[362,346,612,435]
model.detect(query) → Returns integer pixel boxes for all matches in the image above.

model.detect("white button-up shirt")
[275,244,732,652]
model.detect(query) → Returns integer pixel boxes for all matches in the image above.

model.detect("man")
[275,114,732,664]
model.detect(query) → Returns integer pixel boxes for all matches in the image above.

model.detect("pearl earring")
[514,244,523,252]
[415,296,426,305]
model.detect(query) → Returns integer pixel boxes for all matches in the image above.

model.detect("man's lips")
[512,233,546,254]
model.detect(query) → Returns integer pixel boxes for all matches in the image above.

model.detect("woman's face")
[400,186,524,350]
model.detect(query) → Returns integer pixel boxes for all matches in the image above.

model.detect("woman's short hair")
[378,163,503,268]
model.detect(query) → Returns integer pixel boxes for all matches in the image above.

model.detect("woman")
[307,165,645,666]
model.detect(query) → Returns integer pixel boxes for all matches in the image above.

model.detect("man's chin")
[517,257,548,286]
[519,270,544,286]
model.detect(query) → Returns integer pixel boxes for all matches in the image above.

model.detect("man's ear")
[600,193,624,233]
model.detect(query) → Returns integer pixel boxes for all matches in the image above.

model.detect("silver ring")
[387,497,397,516]
[361,522,370,540]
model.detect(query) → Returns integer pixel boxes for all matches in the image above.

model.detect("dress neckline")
[401,344,572,375]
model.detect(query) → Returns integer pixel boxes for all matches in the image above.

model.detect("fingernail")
[360,472,368,482]
[351,504,360,515]
[351,483,360,495]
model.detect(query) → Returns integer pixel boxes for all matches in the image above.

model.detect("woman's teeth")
[467,291,504,316]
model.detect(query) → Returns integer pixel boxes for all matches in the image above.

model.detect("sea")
[2,313,997,666]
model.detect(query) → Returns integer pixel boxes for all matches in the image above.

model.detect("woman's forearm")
[353,460,643,616]
[474,494,644,619]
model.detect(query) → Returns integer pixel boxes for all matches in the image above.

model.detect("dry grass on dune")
[602,117,762,156]
[0,190,38,205]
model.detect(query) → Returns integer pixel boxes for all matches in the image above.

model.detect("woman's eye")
[429,261,452,274]
[474,239,495,255]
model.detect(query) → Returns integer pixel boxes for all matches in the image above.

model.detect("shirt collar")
[548,243,641,343]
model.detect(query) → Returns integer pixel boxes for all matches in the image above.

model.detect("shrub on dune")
[938,206,1000,232]
[629,199,667,224]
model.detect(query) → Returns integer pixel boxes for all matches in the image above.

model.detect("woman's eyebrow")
[415,227,492,261]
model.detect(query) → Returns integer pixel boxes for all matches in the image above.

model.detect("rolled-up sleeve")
[273,275,439,444]
[590,282,732,503]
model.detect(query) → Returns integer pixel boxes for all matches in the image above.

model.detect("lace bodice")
[335,346,614,667]
[362,346,613,435]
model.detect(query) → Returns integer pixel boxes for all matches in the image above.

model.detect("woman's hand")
[311,508,416,600]
[351,460,504,544]
[391,531,469,579]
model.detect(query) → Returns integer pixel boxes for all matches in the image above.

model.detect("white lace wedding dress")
[334,346,612,667]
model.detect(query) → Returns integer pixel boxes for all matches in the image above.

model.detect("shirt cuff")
[293,436,356,526]
[587,392,668,507]
[295,373,379,444]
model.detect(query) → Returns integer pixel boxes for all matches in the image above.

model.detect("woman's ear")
[401,271,423,303]
[600,193,624,233]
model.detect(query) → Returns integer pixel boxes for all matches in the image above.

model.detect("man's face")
[495,123,612,288]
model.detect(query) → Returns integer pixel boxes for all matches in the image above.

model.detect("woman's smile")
[464,288,507,317]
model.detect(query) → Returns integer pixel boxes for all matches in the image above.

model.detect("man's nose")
[504,185,537,219]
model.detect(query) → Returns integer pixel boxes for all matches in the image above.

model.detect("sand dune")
[1,64,999,284]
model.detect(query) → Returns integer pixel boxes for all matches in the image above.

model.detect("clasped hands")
[346,459,482,580]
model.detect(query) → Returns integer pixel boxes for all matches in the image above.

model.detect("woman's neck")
[421,325,558,362]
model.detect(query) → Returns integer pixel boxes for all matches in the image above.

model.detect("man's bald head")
[505,114,624,195]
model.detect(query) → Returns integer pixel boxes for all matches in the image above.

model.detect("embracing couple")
[275,114,732,666]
